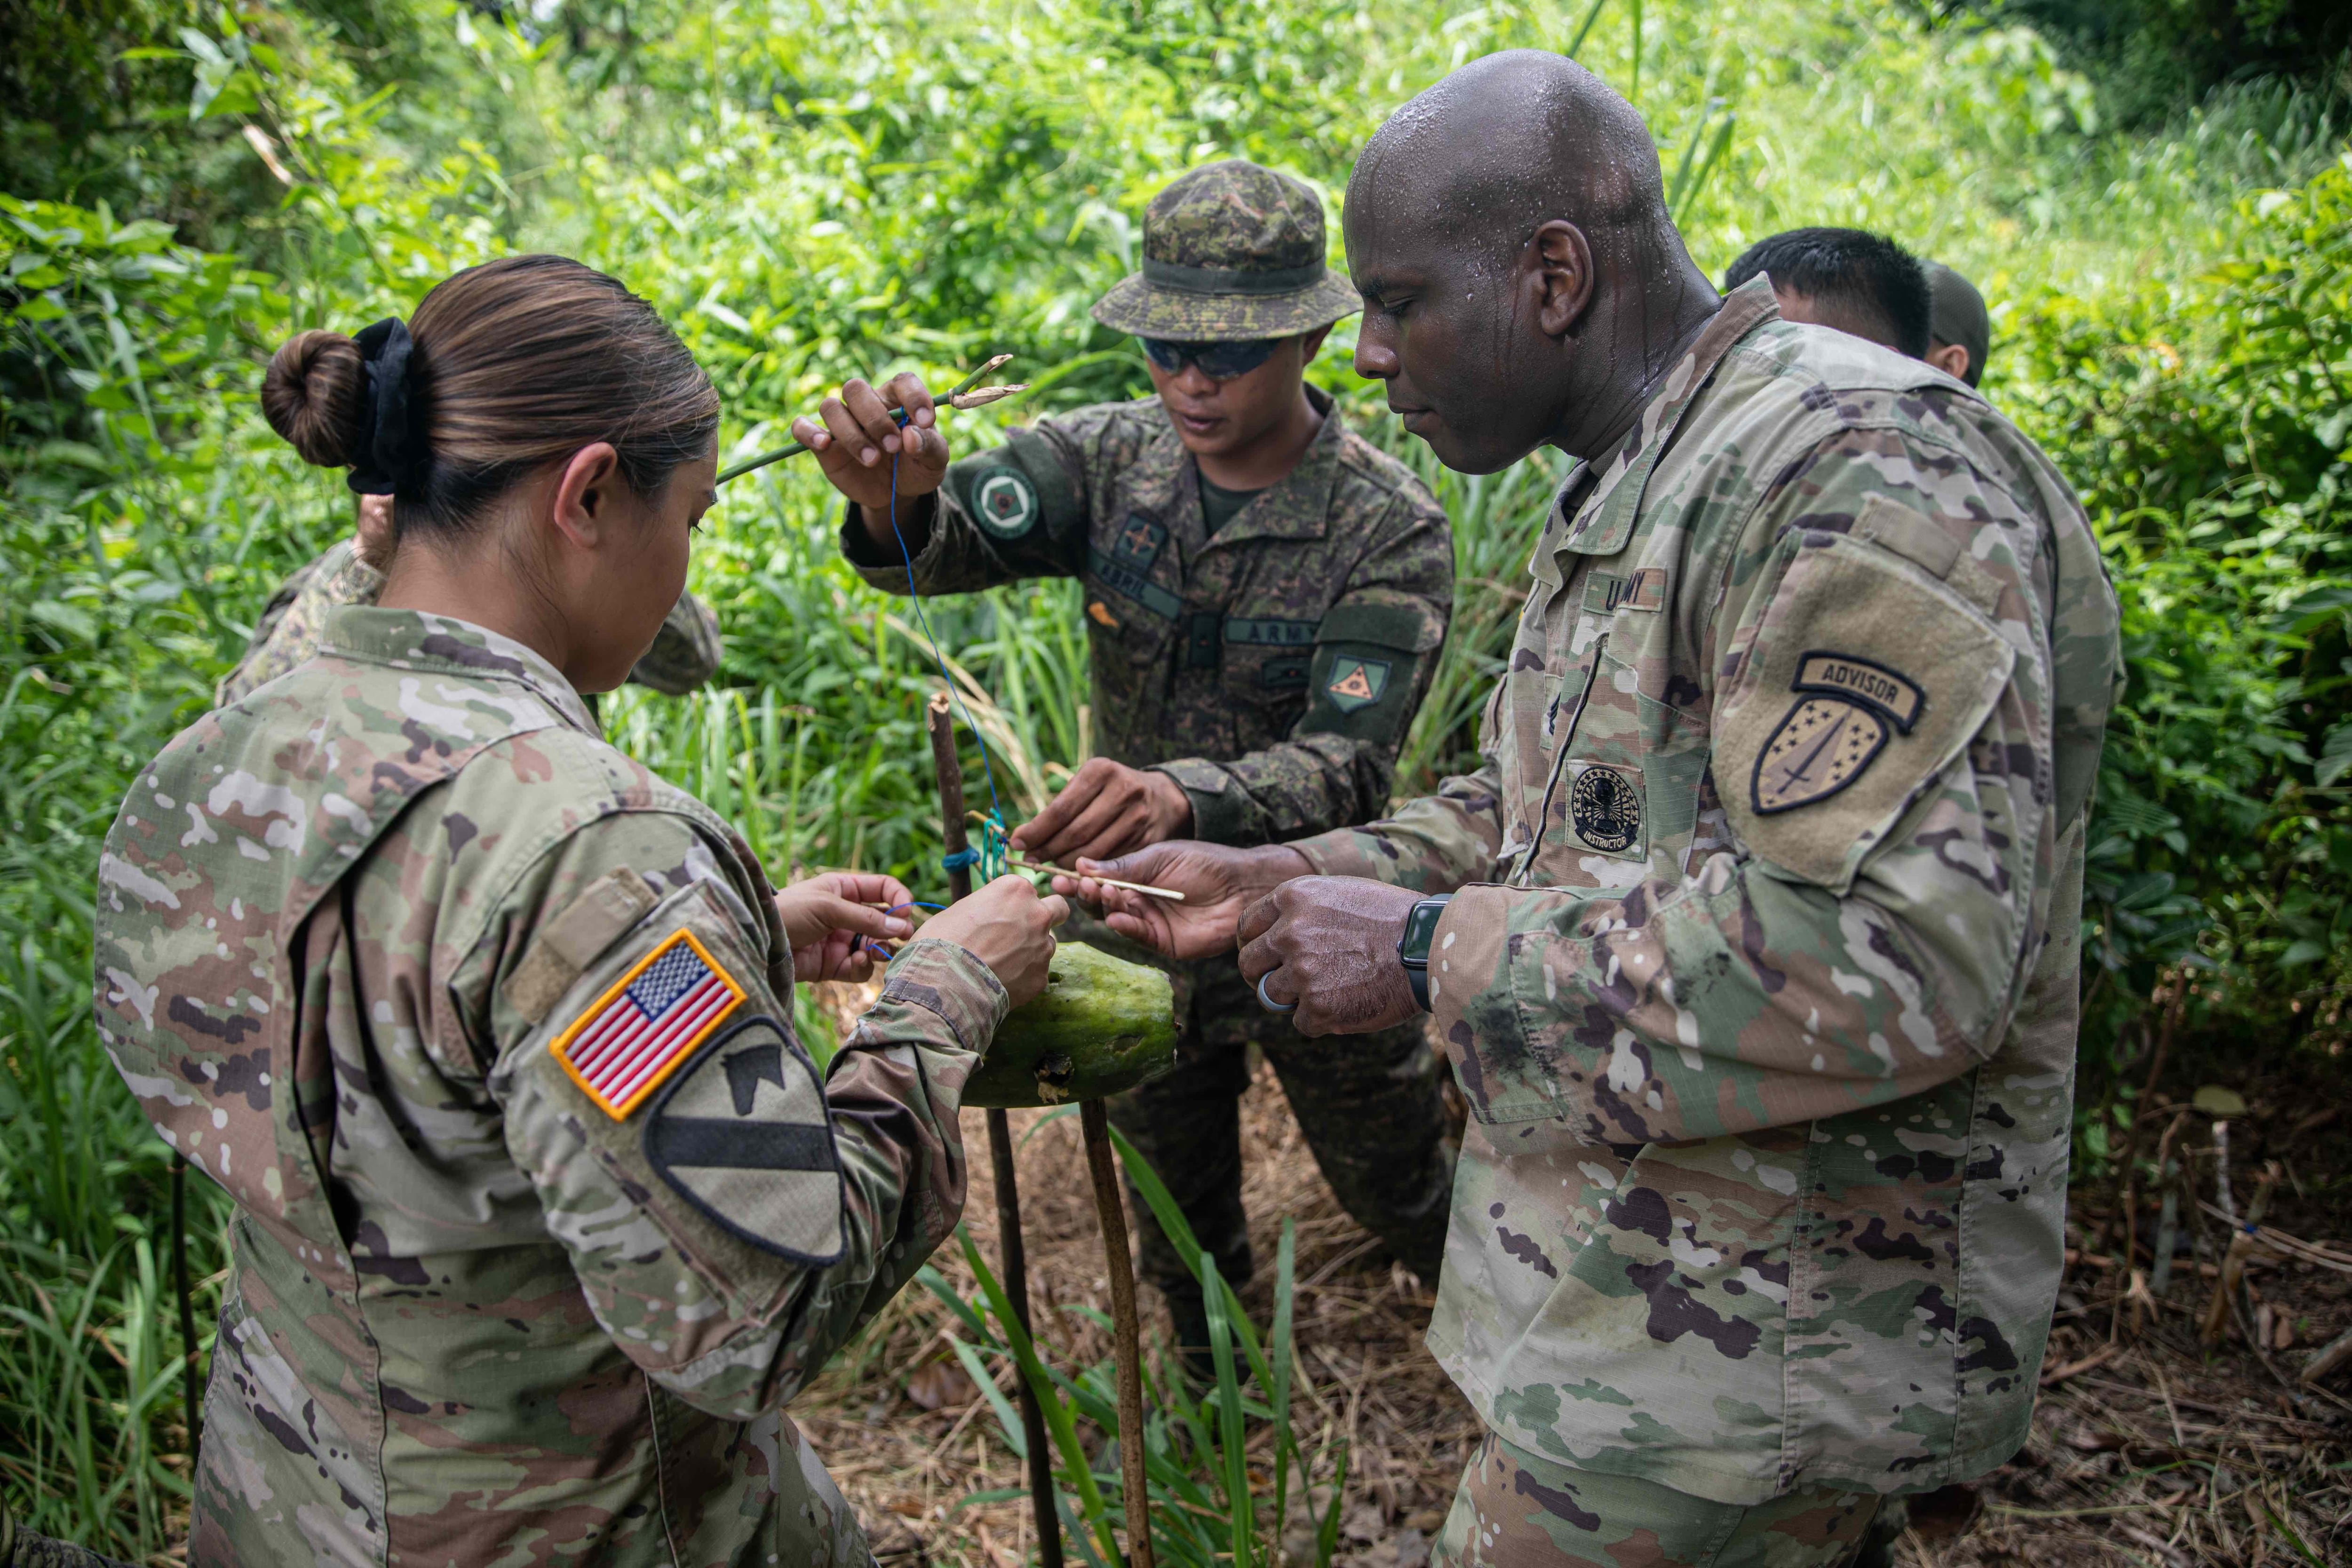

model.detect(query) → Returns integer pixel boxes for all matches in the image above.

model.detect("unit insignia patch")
[643,1016,845,1264]
[1751,652,1926,814]
[1324,656,1391,713]
[1569,764,1643,853]
[974,470,1038,538]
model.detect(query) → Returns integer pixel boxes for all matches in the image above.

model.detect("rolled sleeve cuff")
[1423,883,1520,1050]
[1151,757,1254,845]
[859,938,1011,1058]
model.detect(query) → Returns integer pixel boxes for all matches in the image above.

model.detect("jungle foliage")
[2,0,2349,1556]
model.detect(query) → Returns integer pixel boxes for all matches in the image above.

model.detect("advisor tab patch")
[551,929,745,1120]
[1751,651,1925,815]
[644,1017,844,1264]
[1324,655,1391,713]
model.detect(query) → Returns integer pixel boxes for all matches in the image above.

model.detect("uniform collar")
[321,605,602,736]
[1546,277,1783,563]
[1130,384,1346,558]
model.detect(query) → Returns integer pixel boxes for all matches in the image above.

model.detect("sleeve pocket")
[1715,533,2014,894]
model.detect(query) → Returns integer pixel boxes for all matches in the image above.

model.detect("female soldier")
[93,254,1064,1567]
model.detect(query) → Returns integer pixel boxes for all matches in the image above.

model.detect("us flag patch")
[552,929,745,1120]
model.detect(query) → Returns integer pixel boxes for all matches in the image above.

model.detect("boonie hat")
[1926,262,1991,387]
[1091,159,1360,343]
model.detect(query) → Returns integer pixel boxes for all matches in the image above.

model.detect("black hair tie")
[345,317,421,496]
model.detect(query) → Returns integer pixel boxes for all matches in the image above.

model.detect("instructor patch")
[973,470,1039,539]
[1751,652,1924,815]
[644,1016,845,1265]
[551,928,745,1120]
[1569,763,1643,852]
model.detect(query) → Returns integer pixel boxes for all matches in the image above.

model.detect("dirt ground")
[791,1031,2352,1568]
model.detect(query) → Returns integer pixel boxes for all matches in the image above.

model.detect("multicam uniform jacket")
[841,388,1453,845]
[1292,279,2122,1503]
[95,608,1009,1567]
[215,536,725,707]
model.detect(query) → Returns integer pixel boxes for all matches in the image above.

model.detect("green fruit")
[961,941,1178,1108]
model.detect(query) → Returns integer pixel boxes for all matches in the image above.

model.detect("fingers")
[788,413,831,454]
[1011,758,1117,852]
[844,377,909,457]
[880,372,937,432]
[1235,890,1282,948]
[1038,893,1070,928]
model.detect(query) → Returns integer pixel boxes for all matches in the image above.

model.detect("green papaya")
[961,940,1178,1108]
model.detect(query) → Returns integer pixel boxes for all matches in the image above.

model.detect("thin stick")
[717,355,1019,482]
[1081,1098,1154,1568]
[929,694,1062,1568]
[1012,858,1186,902]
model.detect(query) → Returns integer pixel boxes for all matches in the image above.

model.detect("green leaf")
[29,601,99,642]
[2318,722,2352,788]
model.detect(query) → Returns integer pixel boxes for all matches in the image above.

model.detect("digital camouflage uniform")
[1288,280,2121,1554]
[95,606,1012,1567]
[843,160,1458,1306]
[214,535,724,707]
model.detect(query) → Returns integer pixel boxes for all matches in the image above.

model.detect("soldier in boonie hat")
[1090,159,1364,342]
[798,157,1459,1383]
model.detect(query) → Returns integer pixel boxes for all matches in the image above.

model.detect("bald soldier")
[1065,52,2121,1567]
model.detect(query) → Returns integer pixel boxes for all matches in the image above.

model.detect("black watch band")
[1395,895,1452,1013]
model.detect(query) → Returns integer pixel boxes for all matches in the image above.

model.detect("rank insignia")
[1751,652,1926,815]
[1324,655,1390,713]
[1569,763,1642,852]
[552,929,745,1120]
[644,1016,845,1264]
[974,470,1038,538]
[1112,513,1167,569]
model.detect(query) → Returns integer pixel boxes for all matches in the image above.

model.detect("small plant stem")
[1081,1097,1153,1568]
[930,694,1062,1568]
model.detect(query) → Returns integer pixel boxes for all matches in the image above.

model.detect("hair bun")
[262,329,367,469]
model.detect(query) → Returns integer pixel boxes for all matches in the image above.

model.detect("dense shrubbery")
[3,0,2348,1553]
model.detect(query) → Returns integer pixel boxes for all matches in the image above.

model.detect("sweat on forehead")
[1349,50,1664,248]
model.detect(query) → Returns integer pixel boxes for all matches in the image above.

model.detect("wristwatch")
[1395,895,1453,1013]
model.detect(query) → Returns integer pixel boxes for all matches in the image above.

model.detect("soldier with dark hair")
[795,159,1458,1374]
[96,253,1067,1567]
[1925,261,1993,387]
[1723,225,1934,359]
[215,493,726,708]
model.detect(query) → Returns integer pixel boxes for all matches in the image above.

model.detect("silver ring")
[1255,972,1297,1016]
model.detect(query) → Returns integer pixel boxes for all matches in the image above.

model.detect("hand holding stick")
[719,355,1025,483]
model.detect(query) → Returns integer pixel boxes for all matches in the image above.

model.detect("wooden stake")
[929,694,1063,1568]
[1081,1098,1154,1568]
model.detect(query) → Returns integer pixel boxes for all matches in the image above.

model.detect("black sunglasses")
[1139,336,1282,381]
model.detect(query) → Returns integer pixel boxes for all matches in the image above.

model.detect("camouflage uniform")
[96,607,1010,1566]
[0,1496,136,1568]
[1290,280,2121,1536]
[215,536,724,707]
[842,160,1458,1302]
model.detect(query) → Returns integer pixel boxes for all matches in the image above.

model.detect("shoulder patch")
[550,927,745,1119]
[973,469,1039,539]
[1325,655,1391,712]
[644,1015,845,1265]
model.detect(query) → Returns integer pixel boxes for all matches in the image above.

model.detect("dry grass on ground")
[790,1029,2352,1568]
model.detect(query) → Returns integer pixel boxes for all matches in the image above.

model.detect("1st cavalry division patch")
[551,929,746,1119]
[1752,652,1927,814]
[644,1016,845,1264]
